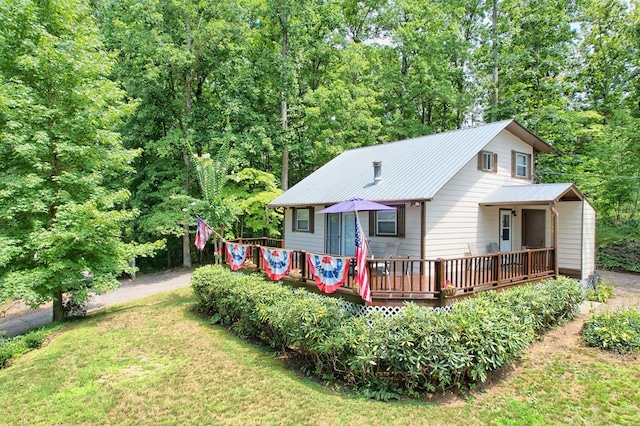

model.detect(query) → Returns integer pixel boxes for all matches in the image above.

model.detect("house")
[268,119,596,284]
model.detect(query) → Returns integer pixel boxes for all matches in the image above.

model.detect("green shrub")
[192,265,585,399]
[0,328,49,369]
[597,239,640,272]
[0,339,12,368]
[586,282,615,303]
[581,309,640,353]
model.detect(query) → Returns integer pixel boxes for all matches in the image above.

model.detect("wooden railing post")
[527,250,532,281]
[496,253,502,287]
[435,258,445,306]
[300,250,307,278]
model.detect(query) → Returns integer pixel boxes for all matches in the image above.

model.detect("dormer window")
[478,151,497,173]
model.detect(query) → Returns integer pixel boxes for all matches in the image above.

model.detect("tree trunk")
[281,97,289,191]
[183,224,192,268]
[53,289,64,322]
[183,68,193,267]
[491,0,499,121]
[280,19,289,191]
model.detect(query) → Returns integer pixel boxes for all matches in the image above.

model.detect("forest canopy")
[2,0,640,281]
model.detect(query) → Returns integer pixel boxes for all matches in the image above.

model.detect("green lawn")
[1,288,639,425]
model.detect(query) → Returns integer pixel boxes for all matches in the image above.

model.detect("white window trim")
[515,153,528,178]
[295,208,311,232]
[376,211,398,236]
[478,150,497,173]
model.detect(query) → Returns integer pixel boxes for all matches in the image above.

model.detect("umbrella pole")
[354,210,372,255]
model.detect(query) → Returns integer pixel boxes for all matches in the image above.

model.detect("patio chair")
[490,242,499,253]
[372,241,401,276]
[467,242,491,271]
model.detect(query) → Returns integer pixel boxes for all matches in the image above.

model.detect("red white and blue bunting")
[261,247,292,281]
[306,253,351,294]
[226,243,249,271]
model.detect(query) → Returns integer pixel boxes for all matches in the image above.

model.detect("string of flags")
[192,217,371,302]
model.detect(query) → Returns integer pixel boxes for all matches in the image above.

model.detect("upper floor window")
[478,151,497,173]
[512,151,532,179]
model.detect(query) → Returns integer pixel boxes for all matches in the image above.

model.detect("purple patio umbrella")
[316,198,396,214]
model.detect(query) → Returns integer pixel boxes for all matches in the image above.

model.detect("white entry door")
[500,209,512,252]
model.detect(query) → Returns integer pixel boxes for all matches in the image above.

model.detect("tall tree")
[101,0,245,268]
[0,0,158,320]
[481,0,576,131]
[575,0,633,121]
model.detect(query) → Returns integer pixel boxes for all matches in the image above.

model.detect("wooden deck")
[219,239,556,307]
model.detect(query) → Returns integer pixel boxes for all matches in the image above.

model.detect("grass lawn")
[1,287,639,425]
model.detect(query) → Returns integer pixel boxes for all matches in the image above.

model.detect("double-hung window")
[368,204,406,238]
[376,211,397,235]
[292,207,314,232]
[478,151,497,173]
[512,151,532,179]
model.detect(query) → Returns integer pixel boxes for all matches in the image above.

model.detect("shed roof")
[269,120,554,207]
[481,183,584,206]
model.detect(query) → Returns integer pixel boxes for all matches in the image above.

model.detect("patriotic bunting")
[226,243,249,271]
[261,248,293,281]
[306,253,351,294]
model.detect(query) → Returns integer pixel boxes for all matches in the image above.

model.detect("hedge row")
[192,266,584,399]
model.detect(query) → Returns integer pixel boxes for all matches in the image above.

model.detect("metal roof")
[481,183,584,206]
[269,119,555,207]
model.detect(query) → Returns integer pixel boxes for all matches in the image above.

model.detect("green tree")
[100,0,246,268]
[481,0,576,131]
[225,168,283,238]
[0,0,160,320]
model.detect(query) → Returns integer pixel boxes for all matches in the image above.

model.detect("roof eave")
[506,121,555,153]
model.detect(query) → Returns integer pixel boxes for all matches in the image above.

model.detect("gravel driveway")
[1,269,193,338]
[597,269,640,310]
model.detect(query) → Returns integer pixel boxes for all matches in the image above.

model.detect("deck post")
[255,245,261,272]
[527,249,532,281]
[299,250,307,278]
[496,253,502,287]
[435,258,445,307]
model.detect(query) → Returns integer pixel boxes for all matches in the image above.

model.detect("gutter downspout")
[550,202,559,276]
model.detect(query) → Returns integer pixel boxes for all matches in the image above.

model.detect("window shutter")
[493,153,498,173]
[369,211,375,237]
[397,204,406,238]
[511,150,516,178]
[291,207,296,232]
[527,153,532,179]
[309,207,315,233]
[478,152,484,170]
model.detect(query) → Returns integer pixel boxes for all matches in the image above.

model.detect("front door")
[523,209,545,248]
[499,209,512,252]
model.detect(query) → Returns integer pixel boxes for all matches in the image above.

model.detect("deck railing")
[216,242,556,306]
